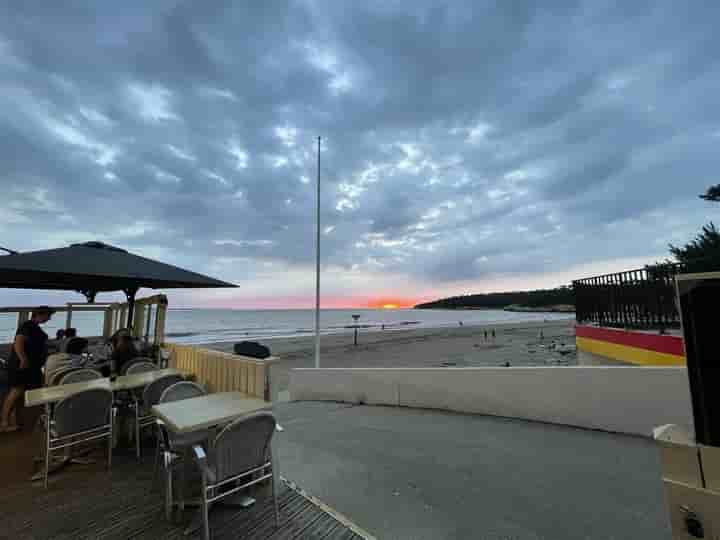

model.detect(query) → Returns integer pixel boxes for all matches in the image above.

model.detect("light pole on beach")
[314,136,321,369]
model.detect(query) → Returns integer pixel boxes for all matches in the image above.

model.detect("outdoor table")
[26,378,111,408]
[151,392,273,530]
[151,391,270,434]
[26,378,113,481]
[111,367,185,392]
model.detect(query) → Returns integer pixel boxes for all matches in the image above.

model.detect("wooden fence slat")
[163,344,269,400]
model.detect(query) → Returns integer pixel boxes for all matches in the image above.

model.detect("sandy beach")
[205,318,576,400]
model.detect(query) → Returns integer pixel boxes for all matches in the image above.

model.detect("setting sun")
[366,297,417,309]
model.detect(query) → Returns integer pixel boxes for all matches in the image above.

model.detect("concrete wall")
[577,349,632,366]
[289,366,694,437]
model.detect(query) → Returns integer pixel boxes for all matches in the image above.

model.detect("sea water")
[0,308,573,346]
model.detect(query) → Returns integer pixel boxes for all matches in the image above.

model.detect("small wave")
[165,331,199,338]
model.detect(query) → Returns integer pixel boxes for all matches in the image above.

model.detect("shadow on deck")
[0,417,365,540]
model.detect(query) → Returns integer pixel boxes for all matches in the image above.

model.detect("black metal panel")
[677,276,720,446]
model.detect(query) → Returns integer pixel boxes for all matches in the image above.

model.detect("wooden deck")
[0,422,364,540]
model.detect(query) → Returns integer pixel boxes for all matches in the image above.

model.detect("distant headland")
[414,286,575,313]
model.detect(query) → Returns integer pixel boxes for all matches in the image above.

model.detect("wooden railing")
[165,343,274,401]
[0,294,168,345]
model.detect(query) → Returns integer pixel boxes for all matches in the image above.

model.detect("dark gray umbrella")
[0,241,236,324]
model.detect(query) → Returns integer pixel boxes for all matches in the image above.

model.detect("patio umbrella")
[0,241,236,325]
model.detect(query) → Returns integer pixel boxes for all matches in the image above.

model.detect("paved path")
[274,402,671,540]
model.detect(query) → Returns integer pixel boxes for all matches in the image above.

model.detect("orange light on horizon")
[366,297,416,309]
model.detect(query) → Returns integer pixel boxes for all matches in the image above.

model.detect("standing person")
[0,306,54,432]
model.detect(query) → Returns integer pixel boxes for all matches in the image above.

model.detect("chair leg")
[152,434,161,491]
[201,479,210,540]
[44,406,51,489]
[272,472,280,528]
[108,408,115,471]
[271,441,280,527]
[135,404,141,460]
[178,449,185,513]
[164,454,173,521]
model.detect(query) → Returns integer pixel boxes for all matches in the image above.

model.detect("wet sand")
[204,318,576,400]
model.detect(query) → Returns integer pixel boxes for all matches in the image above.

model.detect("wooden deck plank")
[0,444,364,540]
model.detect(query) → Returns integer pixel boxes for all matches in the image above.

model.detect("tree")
[669,222,720,268]
[666,185,720,272]
[700,184,720,202]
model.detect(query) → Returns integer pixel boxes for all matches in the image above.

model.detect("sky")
[0,1,719,309]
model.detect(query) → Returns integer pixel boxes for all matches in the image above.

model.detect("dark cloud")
[0,0,718,303]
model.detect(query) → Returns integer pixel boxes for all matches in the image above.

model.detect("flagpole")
[314,136,321,369]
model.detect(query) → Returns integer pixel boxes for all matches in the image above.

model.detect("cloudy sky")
[0,1,718,309]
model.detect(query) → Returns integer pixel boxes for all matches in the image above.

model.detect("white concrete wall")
[577,349,633,366]
[289,367,694,437]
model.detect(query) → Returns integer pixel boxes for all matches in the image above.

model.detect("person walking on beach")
[0,306,54,432]
[484,330,487,340]
[491,329,496,339]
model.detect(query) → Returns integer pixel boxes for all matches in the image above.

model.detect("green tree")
[666,185,720,272]
[669,222,720,268]
[700,184,720,202]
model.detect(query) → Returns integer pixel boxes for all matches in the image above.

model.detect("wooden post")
[155,301,167,345]
[145,305,152,341]
[102,307,113,339]
[133,299,145,339]
[17,310,29,329]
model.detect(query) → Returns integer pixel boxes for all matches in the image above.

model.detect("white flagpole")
[314,136,321,368]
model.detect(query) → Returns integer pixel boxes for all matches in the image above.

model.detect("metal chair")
[47,366,83,386]
[125,361,157,375]
[59,368,103,385]
[45,353,73,378]
[133,374,184,459]
[192,412,279,540]
[153,381,210,518]
[41,388,114,488]
[120,357,155,375]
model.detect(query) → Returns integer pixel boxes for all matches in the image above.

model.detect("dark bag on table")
[233,341,270,359]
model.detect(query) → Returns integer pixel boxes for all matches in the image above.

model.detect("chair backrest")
[159,381,206,404]
[120,357,154,375]
[211,412,276,484]
[65,337,89,355]
[125,361,157,375]
[48,366,82,386]
[54,388,113,437]
[45,353,73,376]
[142,374,184,408]
[59,368,103,385]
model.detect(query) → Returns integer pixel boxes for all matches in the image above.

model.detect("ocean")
[0,308,573,346]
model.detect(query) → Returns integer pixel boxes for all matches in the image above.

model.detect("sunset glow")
[366,298,417,309]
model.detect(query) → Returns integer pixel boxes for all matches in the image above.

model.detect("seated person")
[111,333,138,374]
[64,336,88,355]
[57,328,77,352]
